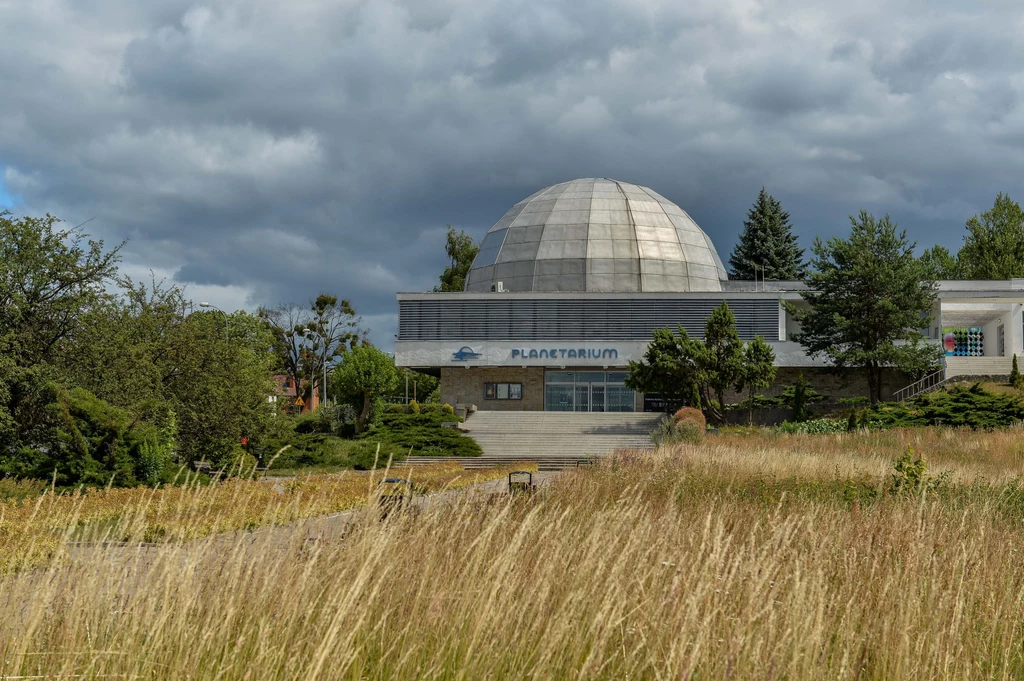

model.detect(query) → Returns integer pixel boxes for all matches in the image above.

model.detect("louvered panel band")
[398,298,779,341]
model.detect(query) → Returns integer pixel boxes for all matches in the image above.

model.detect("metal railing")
[893,362,947,402]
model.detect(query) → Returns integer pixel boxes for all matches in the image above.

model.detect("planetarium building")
[395,179,1024,411]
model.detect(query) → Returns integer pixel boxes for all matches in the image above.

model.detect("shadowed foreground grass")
[3,432,1024,679]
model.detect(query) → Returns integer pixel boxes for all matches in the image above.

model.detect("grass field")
[3,428,1024,679]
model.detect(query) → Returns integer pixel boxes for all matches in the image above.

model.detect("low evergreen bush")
[293,407,334,434]
[348,411,480,467]
[868,383,1024,430]
[729,395,784,410]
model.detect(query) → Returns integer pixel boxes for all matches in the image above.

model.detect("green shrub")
[652,416,704,445]
[385,404,406,414]
[408,399,421,414]
[673,406,706,431]
[138,440,171,486]
[1012,355,1024,390]
[352,411,479,467]
[868,383,1024,430]
[264,434,358,470]
[442,403,455,416]
[294,407,333,434]
[730,395,784,410]
[889,447,949,496]
[777,418,847,435]
[420,403,441,415]
[228,448,258,476]
[785,375,817,422]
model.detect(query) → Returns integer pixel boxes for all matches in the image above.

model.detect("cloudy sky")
[3,0,1024,347]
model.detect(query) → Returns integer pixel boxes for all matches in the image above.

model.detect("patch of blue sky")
[0,169,20,208]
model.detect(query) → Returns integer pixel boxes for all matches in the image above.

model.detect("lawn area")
[4,427,1024,679]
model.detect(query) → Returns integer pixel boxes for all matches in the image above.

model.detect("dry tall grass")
[0,460,534,573]
[3,431,1024,679]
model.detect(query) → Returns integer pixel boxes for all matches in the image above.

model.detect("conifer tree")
[1011,354,1023,391]
[729,188,804,280]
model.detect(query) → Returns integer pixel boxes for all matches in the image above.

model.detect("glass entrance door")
[573,384,590,412]
[544,371,636,412]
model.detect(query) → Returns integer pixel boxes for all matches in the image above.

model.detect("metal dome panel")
[464,178,728,293]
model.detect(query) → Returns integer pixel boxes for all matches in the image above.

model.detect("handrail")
[894,363,947,402]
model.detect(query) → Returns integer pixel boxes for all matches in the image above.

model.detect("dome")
[465,178,728,293]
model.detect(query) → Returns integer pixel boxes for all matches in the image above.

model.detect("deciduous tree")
[958,193,1024,280]
[261,296,362,407]
[435,227,479,292]
[918,245,962,280]
[332,344,400,434]
[0,211,122,368]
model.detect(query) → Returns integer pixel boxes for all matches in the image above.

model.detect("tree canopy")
[795,211,941,404]
[0,211,287,485]
[958,193,1024,280]
[729,188,804,281]
[626,303,776,423]
[914,194,1024,280]
[261,296,363,407]
[736,336,777,423]
[918,245,963,280]
[332,344,401,433]
[435,227,479,292]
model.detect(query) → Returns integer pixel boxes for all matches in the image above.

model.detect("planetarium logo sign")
[511,347,618,360]
[449,345,620,362]
[450,346,483,361]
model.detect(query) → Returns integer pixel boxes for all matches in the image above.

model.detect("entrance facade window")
[544,370,635,412]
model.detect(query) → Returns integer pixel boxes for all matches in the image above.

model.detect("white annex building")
[395,179,1024,413]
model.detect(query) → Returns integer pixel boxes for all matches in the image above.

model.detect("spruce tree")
[1011,354,1023,390]
[729,188,805,280]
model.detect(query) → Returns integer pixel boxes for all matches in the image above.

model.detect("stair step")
[460,411,660,459]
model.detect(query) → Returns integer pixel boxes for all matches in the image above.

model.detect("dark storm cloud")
[4,0,1024,346]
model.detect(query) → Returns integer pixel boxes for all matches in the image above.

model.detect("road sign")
[294,396,305,407]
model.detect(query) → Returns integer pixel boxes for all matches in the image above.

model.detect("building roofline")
[398,278,1024,301]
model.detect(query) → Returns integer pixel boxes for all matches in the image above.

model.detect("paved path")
[1,471,563,637]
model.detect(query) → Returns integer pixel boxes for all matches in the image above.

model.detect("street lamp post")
[199,302,229,344]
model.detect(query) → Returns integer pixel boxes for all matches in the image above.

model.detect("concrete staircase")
[399,455,603,472]
[468,411,659,459]
[895,356,1015,401]
[398,411,661,471]
[945,357,1014,380]
[389,411,655,471]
